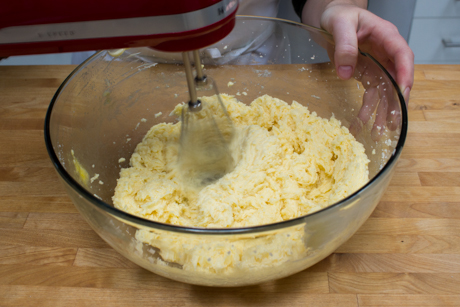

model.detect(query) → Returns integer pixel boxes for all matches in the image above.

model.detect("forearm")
[301,0,367,27]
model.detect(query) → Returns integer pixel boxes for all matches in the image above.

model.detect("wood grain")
[423,70,460,81]
[400,146,460,159]
[388,173,421,187]
[0,196,77,213]
[73,248,140,269]
[0,167,58,182]
[424,110,460,122]
[381,186,460,202]
[371,202,460,218]
[404,134,460,147]
[409,99,460,111]
[0,245,76,266]
[419,172,460,187]
[0,285,359,307]
[0,181,68,197]
[0,154,54,168]
[337,235,460,254]
[0,265,329,293]
[408,110,426,121]
[358,294,460,306]
[0,64,459,306]
[0,229,109,248]
[356,218,460,236]
[329,273,460,294]
[0,212,28,229]
[409,121,460,133]
[310,253,460,273]
[23,213,92,231]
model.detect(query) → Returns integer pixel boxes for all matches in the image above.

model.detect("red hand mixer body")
[0,0,238,57]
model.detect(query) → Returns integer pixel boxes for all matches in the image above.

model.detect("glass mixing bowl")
[45,16,407,287]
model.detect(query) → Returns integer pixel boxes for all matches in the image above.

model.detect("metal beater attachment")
[179,51,234,188]
[182,50,204,112]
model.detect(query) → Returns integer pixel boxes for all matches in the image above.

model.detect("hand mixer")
[0,0,238,186]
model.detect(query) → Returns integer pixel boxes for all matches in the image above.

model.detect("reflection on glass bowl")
[45,16,407,287]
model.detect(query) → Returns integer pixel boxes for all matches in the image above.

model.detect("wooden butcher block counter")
[0,65,459,306]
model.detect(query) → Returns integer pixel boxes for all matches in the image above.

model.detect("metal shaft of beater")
[182,52,198,107]
[193,50,206,84]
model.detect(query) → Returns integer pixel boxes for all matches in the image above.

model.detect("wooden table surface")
[1,65,460,306]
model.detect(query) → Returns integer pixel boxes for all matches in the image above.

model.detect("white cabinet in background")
[414,0,460,17]
[409,0,460,64]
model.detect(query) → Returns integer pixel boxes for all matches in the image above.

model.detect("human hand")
[302,0,414,140]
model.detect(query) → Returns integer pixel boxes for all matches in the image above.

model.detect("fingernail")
[349,118,363,137]
[401,86,411,105]
[371,124,385,141]
[338,66,353,80]
[387,110,400,131]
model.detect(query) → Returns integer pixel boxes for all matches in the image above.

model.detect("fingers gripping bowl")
[45,17,407,287]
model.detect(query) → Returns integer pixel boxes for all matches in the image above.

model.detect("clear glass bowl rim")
[44,15,408,235]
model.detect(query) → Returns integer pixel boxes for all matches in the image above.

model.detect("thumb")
[323,14,359,80]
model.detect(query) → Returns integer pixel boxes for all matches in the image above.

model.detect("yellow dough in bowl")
[112,94,369,278]
[113,94,369,227]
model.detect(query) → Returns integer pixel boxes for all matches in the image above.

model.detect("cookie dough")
[113,94,369,228]
[112,94,369,278]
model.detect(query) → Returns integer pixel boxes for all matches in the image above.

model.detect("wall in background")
[409,0,460,64]
[278,0,416,42]
[0,53,73,65]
